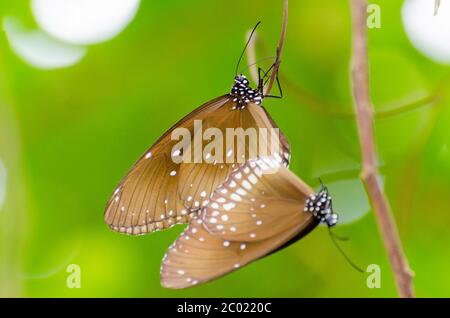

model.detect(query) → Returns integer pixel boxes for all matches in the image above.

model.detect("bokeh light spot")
[402,0,450,64]
[31,0,141,45]
[324,178,375,225]
[3,17,87,70]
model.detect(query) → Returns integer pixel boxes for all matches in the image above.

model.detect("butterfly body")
[230,75,263,108]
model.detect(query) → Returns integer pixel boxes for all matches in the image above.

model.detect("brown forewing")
[201,160,315,242]
[177,102,291,213]
[104,97,290,235]
[160,161,317,289]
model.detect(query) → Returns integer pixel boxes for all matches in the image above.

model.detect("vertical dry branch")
[244,0,287,95]
[264,0,288,96]
[349,0,414,298]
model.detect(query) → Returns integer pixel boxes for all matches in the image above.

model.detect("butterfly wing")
[105,98,290,235]
[160,219,308,289]
[201,158,314,242]
[160,158,318,289]
[177,102,291,212]
[104,96,230,234]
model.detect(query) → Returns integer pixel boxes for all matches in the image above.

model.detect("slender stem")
[375,94,440,119]
[264,0,288,96]
[349,0,414,298]
[283,71,444,119]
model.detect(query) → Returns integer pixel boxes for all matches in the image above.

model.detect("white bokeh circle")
[31,0,140,45]
[3,17,86,70]
[322,178,372,225]
[402,0,450,64]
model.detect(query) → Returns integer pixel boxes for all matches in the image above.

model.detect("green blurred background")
[0,0,449,297]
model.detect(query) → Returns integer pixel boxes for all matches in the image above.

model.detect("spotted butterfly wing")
[177,99,290,213]
[104,76,290,235]
[160,157,338,289]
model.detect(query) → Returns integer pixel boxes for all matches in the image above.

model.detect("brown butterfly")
[104,70,290,235]
[160,156,338,289]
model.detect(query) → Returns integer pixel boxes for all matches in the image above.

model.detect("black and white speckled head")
[230,74,263,109]
[304,187,338,227]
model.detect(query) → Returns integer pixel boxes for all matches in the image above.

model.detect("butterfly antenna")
[329,230,350,241]
[246,56,276,69]
[328,227,364,273]
[235,21,261,76]
[318,177,324,187]
[318,177,328,192]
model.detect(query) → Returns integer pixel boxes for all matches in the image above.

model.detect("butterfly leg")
[264,73,283,99]
[257,67,265,95]
[257,62,283,99]
[262,64,275,85]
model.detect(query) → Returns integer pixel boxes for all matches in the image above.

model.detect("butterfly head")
[304,186,338,227]
[230,74,263,108]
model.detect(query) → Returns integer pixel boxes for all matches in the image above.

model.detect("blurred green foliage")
[0,0,449,297]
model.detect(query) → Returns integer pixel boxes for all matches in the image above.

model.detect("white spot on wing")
[211,202,219,209]
[248,174,258,184]
[230,193,241,202]
[209,217,217,224]
[223,202,236,211]
[242,180,252,190]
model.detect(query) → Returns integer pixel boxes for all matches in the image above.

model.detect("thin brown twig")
[264,0,288,96]
[375,94,439,119]
[350,0,414,298]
